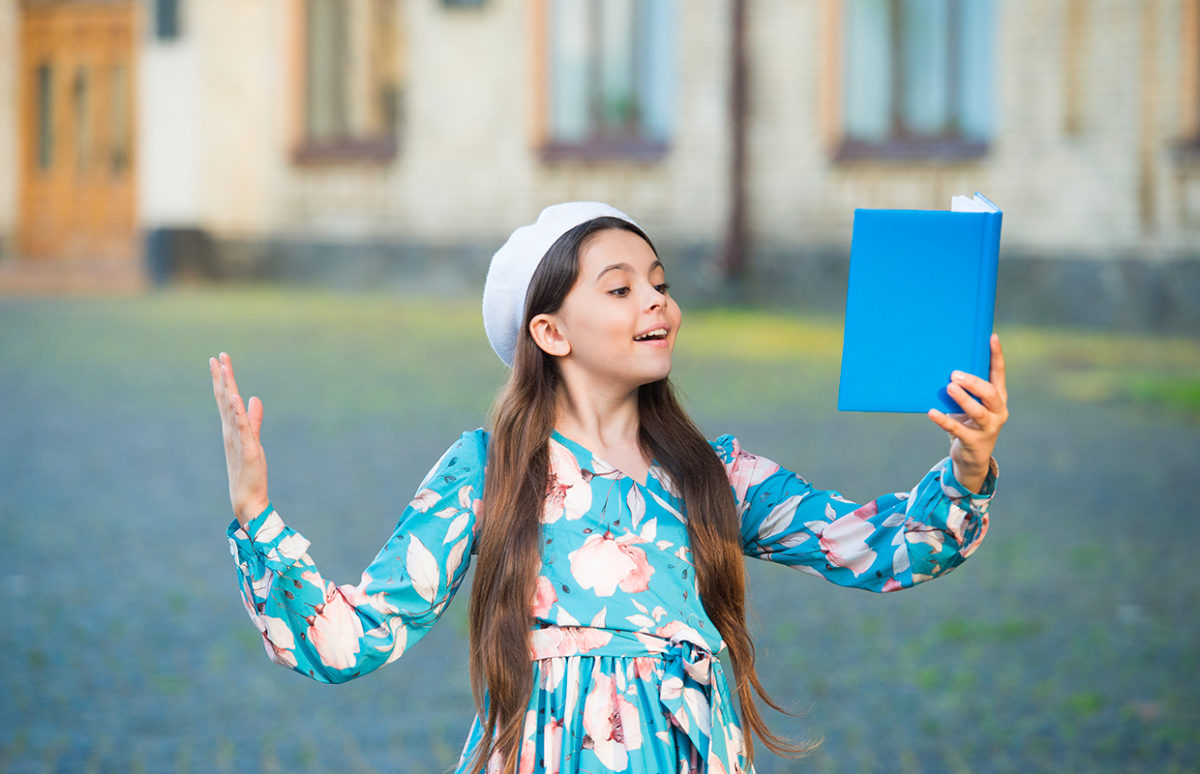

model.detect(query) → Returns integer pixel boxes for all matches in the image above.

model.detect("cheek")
[569,309,626,354]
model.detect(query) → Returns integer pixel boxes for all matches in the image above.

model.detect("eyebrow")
[595,260,664,281]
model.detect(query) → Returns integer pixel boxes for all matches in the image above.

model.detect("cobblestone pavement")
[1,290,1197,774]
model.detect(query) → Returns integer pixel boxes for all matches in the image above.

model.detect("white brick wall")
[742,0,1197,257]
[2,0,1197,259]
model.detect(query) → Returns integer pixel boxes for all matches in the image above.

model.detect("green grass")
[9,286,1196,416]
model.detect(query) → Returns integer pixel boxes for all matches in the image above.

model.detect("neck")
[553,377,641,452]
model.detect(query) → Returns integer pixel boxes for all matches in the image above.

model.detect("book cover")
[837,193,1002,413]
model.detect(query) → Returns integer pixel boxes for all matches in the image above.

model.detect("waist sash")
[528,625,745,772]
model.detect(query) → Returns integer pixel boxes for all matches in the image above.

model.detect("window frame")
[291,0,401,165]
[535,0,672,163]
[833,0,993,163]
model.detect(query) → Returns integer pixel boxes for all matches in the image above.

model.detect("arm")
[226,431,485,682]
[720,435,994,592]
[210,351,484,682]
[722,334,1007,591]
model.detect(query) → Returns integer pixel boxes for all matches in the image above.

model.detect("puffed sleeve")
[711,434,994,592]
[226,429,487,682]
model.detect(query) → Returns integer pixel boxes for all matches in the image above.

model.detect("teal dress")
[227,429,995,773]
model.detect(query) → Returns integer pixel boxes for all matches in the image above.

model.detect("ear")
[529,313,571,358]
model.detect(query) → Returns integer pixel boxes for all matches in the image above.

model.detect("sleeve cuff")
[939,457,999,500]
[226,503,312,571]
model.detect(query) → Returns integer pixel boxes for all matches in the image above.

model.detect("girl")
[211,202,1007,774]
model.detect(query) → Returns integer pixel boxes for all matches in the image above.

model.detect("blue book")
[838,193,1002,413]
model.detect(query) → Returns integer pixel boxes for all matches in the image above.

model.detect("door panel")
[18,2,138,261]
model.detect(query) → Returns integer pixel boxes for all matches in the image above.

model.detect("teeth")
[635,328,668,341]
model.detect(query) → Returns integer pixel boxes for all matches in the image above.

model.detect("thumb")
[247,396,264,438]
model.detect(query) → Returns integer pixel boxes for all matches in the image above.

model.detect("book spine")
[973,211,1003,378]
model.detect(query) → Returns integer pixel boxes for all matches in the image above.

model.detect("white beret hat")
[483,201,638,367]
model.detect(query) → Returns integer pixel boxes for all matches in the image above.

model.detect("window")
[110,63,131,173]
[154,0,182,41]
[71,66,89,174]
[542,0,675,160]
[297,0,402,163]
[839,0,995,160]
[36,63,53,170]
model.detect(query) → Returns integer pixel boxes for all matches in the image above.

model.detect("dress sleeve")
[711,434,995,592]
[225,429,487,682]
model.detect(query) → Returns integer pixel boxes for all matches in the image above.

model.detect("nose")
[643,282,665,311]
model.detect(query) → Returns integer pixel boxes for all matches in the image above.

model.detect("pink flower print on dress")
[531,575,558,618]
[616,538,654,593]
[568,531,655,597]
[806,502,878,576]
[517,711,538,774]
[543,439,592,523]
[542,717,564,774]
[582,673,644,771]
[633,656,658,682]
[518,711,564,774]
[307,589,365,671]
[654,620,713,654]
[529,625,614,658]
[724,441,781,502]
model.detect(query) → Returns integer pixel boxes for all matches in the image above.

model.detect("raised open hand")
[210,352,270,525]
[927,333,1009,493]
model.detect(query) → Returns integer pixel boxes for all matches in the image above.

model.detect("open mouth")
[633,328,669,342]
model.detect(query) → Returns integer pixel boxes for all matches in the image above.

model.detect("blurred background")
[2,0,1198,325]
[0,1,1198,773]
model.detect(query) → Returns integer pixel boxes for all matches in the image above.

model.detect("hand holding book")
[927,333,1008,494]
[837,193,1007,492]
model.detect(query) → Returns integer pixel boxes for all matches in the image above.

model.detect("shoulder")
[707,434,786,498]
[707,433,742,463]
[457,427,489,457]
[417,429,489,489]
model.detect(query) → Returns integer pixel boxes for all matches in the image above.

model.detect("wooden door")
[17,1,138,261]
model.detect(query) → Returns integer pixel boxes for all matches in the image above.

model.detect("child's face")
[550,228,682,392]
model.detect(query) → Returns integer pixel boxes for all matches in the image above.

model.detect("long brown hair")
[468,217,809,773]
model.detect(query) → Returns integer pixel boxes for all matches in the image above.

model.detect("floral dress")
[227,429,995,774]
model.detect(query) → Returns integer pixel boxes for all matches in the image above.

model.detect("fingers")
[927,408,973,439]
[247,396,264,438]
[219,352,243,403]
[946,378,993,428]
[989,333,1008,402]
[210,353,255,435]
[209,356,222,399]
[210,355,235,431]
[947,369,999,411]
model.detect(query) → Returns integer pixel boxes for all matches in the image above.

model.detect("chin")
[637,364,673,386]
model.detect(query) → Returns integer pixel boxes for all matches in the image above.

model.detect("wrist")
[951,460,988,494]
[236,498,272,527]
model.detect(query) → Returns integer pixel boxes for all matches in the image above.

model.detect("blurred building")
[1,0,1198,328]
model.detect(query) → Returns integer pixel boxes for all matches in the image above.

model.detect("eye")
[655,282,671,295]
[608,287,630,298]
